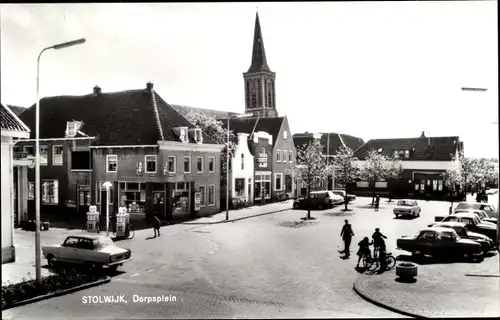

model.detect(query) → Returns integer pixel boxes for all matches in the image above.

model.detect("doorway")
[152,191,165,217]
[78,186,91,213]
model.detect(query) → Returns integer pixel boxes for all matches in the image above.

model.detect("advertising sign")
[194,192,201,211]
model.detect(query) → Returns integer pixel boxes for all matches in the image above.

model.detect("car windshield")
[397,201,413,206]
[456,203,478,210]
[93,237,114,249]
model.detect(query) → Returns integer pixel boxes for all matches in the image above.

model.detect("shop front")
[412,171,446,198]
[255,172,272,204]
[172,181,191,216]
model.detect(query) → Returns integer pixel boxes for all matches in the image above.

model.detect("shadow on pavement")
[393,215,419,220]
[324,210,355,217]
[395,277,417,284]
[43,264,126,279]
[396,253,479,265]
[277,220,318,228]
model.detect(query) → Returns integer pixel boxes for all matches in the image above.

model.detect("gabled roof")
[246,12,273,74]
[218,116,284,147]
[171,104,239,120]
[19,86,216,146]
[353,134,461,161]
[293,132,364,155]
[6,105,27,117]
[1,104,30,133]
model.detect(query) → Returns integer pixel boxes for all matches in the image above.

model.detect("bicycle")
[371,252,397,272]
[362,254,379,272]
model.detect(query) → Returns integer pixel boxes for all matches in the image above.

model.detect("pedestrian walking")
[356,237,373,268]
[374,194,380,211]
[340,219,354,258]
[152,215,161,238]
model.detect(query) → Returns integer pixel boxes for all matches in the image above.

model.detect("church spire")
[247,11,272,73]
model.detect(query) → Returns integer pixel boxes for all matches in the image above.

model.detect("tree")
[358,150,403,205]
[444,166,464,212]
[454,152,498,193]
[286,139,334,219]
[332,145,359,211]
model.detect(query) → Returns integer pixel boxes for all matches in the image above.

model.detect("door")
[153,191,165,216]
[78,187,91,213]
[59,237,80,263]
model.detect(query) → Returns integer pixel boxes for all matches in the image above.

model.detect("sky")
[1,2,498,159]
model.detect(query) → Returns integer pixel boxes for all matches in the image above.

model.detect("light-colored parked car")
[332,189,356,202]
[393,200,421,218]
[454,202,498,218]
[431,221,495,254]
[42,234,131,271]
[454,209,497,225]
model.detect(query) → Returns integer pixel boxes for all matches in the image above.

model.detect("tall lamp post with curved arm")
[226,113,254,220]
[34,38,86,283]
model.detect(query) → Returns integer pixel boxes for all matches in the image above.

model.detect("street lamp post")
[35,38,86,283]
[226,113,254,220]
[102,181,112,235]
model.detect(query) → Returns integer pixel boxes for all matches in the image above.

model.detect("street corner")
[353,263,500,318]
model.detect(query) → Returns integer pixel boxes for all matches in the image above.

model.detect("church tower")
[243,12,277,118]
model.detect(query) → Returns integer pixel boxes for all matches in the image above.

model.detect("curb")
[352,277,426,319]
[181,208,290,225]
[2,276,111,311]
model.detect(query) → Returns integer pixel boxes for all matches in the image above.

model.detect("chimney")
[93,86,101,95]
[420,131,426,138]
[146,82,153,92]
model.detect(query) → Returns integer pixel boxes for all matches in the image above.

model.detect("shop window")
[197,156,204,173]
[375,181,387,188]
[415,183,420,191]
[145,155,157,173]
[275,173,283,191]
[438,180,443,191]
[168,156,176,173]
[23,145,34,156]
[106,155,118,173]
[208,157,215,173]
[119,182,145,214]
[184,156,191,173]
[173,183,190,214]
[28,182,34,200]
[357,181,369,188]
[432,180,438,191]
[420,180,425,191]
[42,180,59,205]
[208,185,215,206]
[285,174,293,193]
[40,145,48,165]
[52,145,63,165]
[199,185,206,206]
[276,149,281,162]
[235,178,245,197]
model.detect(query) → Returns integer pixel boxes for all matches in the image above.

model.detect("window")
[180,128,188,142]
[199,185,206,206]
[23,145,34,156]
[40,145,48,165]
[375,181,387,188]
[71,151,92,170]
[282,150,287,162]
[63,237,79,247]
[288,150,293,162]
[405,150,410,158]
[168,156,176,173]
[241,154,244,170]
[184,156,191,173]
[208,185,215,206]
[235,178,245,197]
[145,155,157,173]
[275,173,283,191]
[283,130,288,139]
[197,156,204,173]
[276,149,281,162]
[432,180,437,191]
[208,157,215,173]
[28,182,34,200]
[438,180,443,191]
[106,155,118,173]
[195,129,202,143]
[41,180,59,205]
[52,145,63,165]
[119,182,145,213]
[357,181,369,188]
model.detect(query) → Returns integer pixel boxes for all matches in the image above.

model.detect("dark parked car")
[293,191,343,210]
[431,213,497,243]
[431,222,494,253]
[396,227,484,261]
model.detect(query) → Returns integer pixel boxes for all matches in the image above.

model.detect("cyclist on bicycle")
[372,228,387,258]
[356,237,373,268]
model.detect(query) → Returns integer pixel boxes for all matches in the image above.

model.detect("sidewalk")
[181,201,293,224]
[2,228,75,286]
[353,252,500,318]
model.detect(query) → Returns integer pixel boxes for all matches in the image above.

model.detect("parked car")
[486,189,498,195]
[454,202,498,218]
[396,227,484,261]
[331,189,356,202]
[431,213,498,243]
[292,190,343,210]
[42,234,131,271]
[393,200,421,218]
[454,209,497,225]
[431,222,495,253]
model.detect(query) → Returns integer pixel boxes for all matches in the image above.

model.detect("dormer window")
[393,149,410,159]
[195,129,203,144]
[174,127,189,143]
[65,121,78,137]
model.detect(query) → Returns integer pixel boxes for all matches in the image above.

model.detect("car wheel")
[293,203,300,209]
[417,210,420,217]
[109,265,119,272]
[87,262,101,272]
[395,214,399,218]
[47,254,57,267]
[318,204,324,210]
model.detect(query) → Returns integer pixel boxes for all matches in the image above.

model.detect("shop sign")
[194,192,201,211]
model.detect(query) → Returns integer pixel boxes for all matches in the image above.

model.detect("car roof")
[66,234,108,240]
[433,222,466,228]
[453,212,478,218]
[420,227,454,233]
[398,199,415,202]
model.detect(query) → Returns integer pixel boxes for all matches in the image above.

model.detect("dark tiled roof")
[1,104,30,132]
[293,132,364,155]
[7,105,27,116]
[353,136,461,161]
[218,116,284,147]
[19,88,216,145]
[171,104,239,120]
